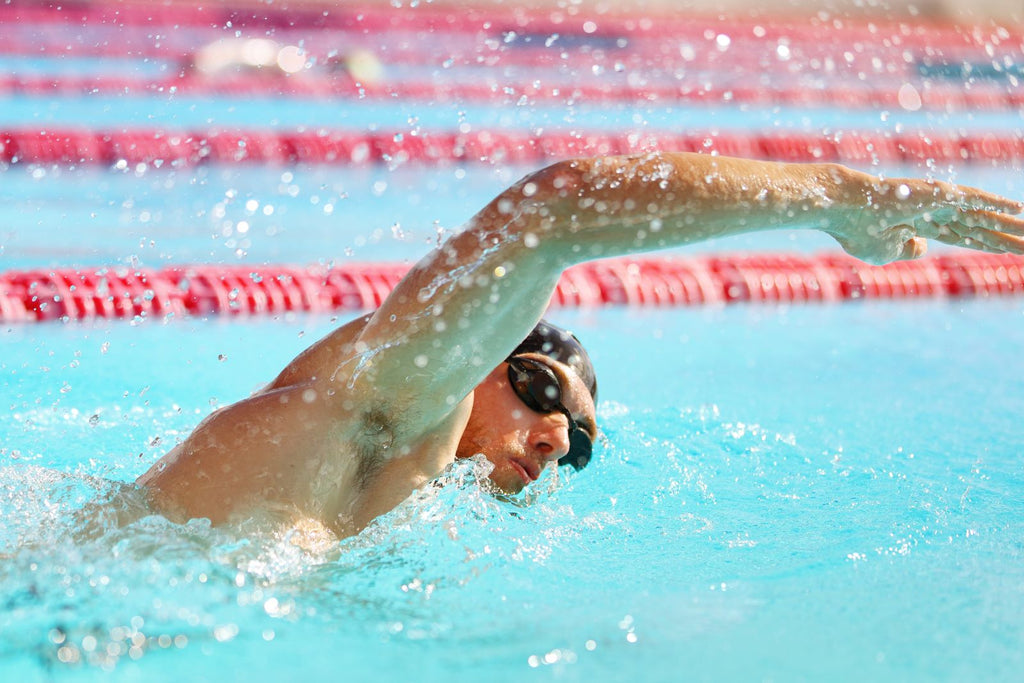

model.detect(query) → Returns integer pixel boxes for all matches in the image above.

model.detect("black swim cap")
[510,319,597,401]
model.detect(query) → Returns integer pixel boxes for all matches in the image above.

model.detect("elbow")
[525,158,589,199]
[476,159,586,232]
[509,158,593,228]
[456,158,600,269]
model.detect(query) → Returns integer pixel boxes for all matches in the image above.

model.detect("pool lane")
[1,95,1022,134]
[2,163,1020,271]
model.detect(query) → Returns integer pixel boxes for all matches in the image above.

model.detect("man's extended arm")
[323,153,1024,437]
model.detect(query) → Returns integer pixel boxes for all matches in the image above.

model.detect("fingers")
[913,178,1024,214]
[912,207,1024,255]
[954,208,1024,237]
[851,175,1024,260]
[875,180,1024,237]
[884,178,1023,218]
[931,221,1024,255]
[956,226,1024,254]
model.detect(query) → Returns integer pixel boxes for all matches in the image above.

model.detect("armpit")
[353,406,397,488]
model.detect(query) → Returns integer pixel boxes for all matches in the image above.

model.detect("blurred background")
[240,0,1024,23]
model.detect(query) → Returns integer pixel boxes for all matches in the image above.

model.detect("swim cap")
[510,319,597,401]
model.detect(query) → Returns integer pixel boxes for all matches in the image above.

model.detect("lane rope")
[4,253,1023,322]
[3,6,1017,113]
[1,75,1018,111]
[0,18,1010,96]
[3,1,1010,42]
[1,128,1022,166]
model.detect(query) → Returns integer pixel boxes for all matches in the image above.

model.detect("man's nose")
[529,414,572,463]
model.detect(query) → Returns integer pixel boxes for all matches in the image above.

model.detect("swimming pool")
[5,303,1024,680]
[2,2,1024,680]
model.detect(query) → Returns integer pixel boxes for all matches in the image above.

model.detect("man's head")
[456,320,598,493]
[510,319,598,403]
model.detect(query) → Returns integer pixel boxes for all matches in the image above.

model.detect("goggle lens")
[506,357,593,471]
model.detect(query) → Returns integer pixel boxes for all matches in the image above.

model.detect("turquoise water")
[4,5,1024,680]
[3,303,1024,680]
[3,95,1023,133]
[3,163,1022,270]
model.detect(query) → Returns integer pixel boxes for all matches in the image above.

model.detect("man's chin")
[483,470,527,495]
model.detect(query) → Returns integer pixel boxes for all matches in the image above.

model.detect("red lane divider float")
[3,6,1018,114]
[2,74,1019,112]
[0,21,1009,102]
[3,253,1023,323]
[3,1,1016,49]
[1,128,1022,167]
[0,30,1001,80]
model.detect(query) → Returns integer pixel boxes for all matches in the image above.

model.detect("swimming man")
[137,152,1024,537]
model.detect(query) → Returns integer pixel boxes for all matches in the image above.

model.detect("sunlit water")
[4,95,1024,133]
[4,163,1023,270]
[3,303,1023,680]
[4,6,1024,680]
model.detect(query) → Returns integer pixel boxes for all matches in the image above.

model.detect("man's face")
[455,354,598,494]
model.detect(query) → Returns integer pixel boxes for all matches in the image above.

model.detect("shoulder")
[264,312,373,392]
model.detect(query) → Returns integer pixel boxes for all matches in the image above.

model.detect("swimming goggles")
[506,356,594,471]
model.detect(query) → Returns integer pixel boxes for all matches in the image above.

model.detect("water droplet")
[897,83,922,111]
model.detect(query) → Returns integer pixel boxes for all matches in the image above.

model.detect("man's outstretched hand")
[825,173,1024,265]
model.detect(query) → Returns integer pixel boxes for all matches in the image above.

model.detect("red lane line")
[1,128,1022,166]
[0,20,1012,76]
[2,1,1017,49]
[4,254,1023,322]
[0,43,989,83]
[1,74,1019,111]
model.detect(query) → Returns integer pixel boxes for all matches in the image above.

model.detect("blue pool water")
[3,95,1023,134]
[4,162,1023,272]
[3,303,1024,680]
[3,6,1024,681]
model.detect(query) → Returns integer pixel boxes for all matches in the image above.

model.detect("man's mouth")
[508,457,539,483]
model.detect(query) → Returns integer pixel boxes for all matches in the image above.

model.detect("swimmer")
[137,152,1024,538]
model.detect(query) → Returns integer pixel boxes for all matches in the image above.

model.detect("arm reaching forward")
[344,152,1024,436]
